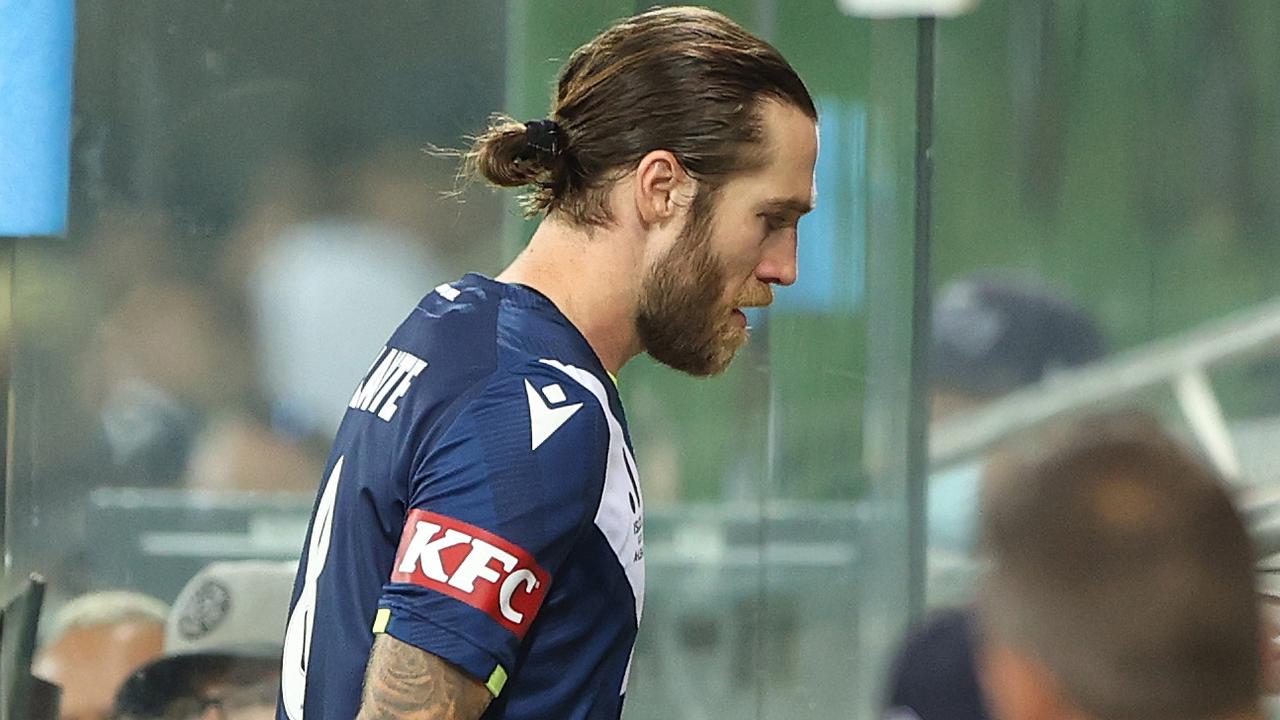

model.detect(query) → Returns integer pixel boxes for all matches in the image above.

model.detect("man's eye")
[763,215,787,231]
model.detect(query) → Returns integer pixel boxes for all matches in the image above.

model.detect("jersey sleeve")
[375,360,610,693]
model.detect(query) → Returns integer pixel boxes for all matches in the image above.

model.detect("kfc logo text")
[391,510,549,637]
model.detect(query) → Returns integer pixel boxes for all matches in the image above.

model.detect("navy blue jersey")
[278,274,645,720]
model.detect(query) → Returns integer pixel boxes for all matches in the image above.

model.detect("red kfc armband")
[391,509,551,638]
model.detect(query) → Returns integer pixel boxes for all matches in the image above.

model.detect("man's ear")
[978,640,1085,720]
[634,150,696,226]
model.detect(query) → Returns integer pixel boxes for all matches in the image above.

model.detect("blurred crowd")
[32,560,291,719]
[11,126,498,593]
[8,132,496,716]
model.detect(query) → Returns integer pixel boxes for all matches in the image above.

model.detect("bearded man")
[277,7,818,719]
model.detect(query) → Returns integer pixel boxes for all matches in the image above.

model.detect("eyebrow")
[757,197,815,216]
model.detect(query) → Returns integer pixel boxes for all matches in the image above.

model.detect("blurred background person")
[976,413,1264,720]
[928,275,1108,550]
[113,560,294,720]
[927,275,1107,605]
[207,114,470,447]
[888,417,1280,720]
[79,221,323,494]
[32,590,169,720]
[71,204,260,489]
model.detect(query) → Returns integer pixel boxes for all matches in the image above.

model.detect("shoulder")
[463,355,612,455]
[412,357,615,519]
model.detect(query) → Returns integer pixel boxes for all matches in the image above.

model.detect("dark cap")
[931,277,1106,398]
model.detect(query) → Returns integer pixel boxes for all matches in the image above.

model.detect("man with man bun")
[278,7,818,719]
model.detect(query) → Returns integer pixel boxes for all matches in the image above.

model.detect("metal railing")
[928,294,1280,556]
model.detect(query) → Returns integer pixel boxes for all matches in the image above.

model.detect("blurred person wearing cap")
[976,413,1265,720]
[926,276,1107,606]
[883,276,1107,719]
[32,591,168,720]
[114,560,295,720]
[928,275,1107,555]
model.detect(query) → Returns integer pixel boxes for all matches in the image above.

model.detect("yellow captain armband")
[371,607,506,696]
[486,665,508,696]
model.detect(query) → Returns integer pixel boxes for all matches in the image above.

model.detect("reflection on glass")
[7,1,507,714]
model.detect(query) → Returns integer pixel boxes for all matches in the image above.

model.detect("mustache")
[732,284,774,309]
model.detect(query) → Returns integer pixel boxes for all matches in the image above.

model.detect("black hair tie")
[520,119,562,161]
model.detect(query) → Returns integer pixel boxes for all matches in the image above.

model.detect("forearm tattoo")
[357,634,492,720]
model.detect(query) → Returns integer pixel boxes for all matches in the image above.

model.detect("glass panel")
[927,0,1280,614]
[4,2,923,719]
[5,0,507,652]
[606,5,922,720]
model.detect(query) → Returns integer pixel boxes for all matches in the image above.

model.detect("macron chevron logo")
[525,381,583,451]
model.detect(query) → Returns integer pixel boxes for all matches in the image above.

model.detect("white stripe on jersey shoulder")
[434,282,461,301]
[538,359,645,626]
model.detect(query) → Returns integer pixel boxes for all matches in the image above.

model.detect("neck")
[497,214,644,375]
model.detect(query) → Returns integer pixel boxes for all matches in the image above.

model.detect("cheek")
[732,246,765,277]
[698,214,767,306]
[708,211,766,257]
[716,235,767,284]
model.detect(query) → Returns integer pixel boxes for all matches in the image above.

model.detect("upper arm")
[375,361,610,694]
[358,633,493,720]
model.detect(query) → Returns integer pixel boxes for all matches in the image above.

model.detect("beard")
[636,196,773,377]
